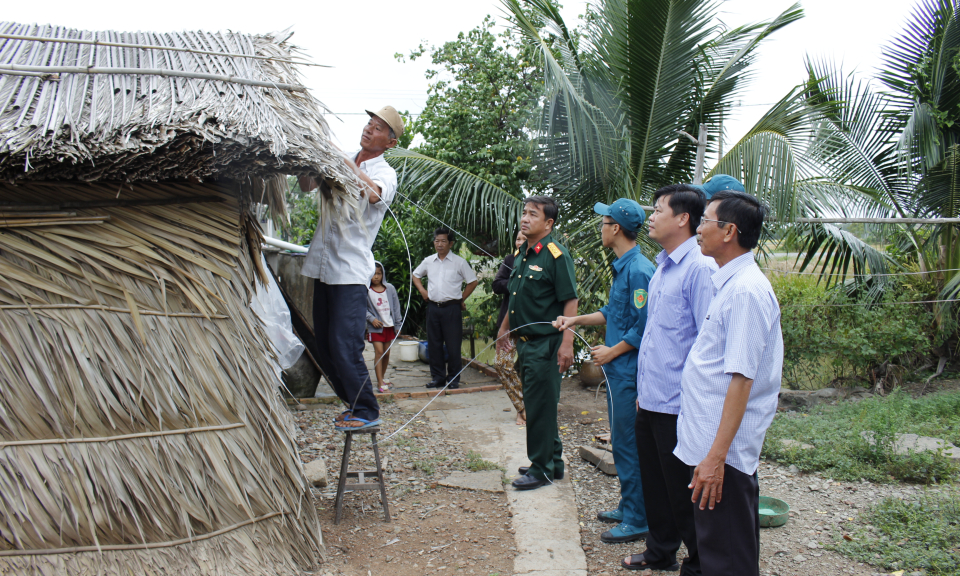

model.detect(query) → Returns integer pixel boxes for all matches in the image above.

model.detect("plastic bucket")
[398,341,419,362]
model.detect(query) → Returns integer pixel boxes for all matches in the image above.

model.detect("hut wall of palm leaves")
[0,22,361,574]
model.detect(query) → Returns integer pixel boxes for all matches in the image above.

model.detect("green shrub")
[833,493,960,575]
[772,274,933,389]
[763,390,960,483]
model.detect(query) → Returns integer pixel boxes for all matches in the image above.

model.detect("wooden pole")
[0,33,330,67]
[694,124,708,185]
[0,64,307,92]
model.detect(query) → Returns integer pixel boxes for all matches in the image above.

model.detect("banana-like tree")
[386,0,883,290]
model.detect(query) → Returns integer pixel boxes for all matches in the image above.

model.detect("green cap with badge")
[593,198,646,232]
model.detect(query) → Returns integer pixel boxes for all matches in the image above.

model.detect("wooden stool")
[333,427,391,524]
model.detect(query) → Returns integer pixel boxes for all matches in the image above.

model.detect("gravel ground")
[557,379,953,576]
[292,401,516,576]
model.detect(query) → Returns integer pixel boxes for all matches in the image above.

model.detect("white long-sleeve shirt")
[301,152,397,285]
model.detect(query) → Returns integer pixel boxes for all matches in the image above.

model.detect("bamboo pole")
[0,195,223,211]
[0,422,245,448]
[796,217,960,224]
[0,64,307,92]
[0,304,229,318]
[0,33,331,68]
[0,511,285,556]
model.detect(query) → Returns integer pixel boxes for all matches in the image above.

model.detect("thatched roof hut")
[0,22,356,574]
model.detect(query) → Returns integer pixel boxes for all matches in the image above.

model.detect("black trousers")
[312,281,379,421]
[690,463,760,576]
[635,409,701,576]
[426,303,463,386]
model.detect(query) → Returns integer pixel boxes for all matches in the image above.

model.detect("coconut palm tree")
[390,0,806,258]
[787,0,960,297]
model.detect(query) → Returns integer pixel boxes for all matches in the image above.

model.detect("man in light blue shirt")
[555,198,654,545]
[621,183,718,574]
[675,190,783,576]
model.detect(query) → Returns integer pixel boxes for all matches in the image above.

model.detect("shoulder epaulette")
[547,242,563,259]
[513,249,520,256]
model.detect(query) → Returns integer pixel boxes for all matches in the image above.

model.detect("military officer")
[497,195,579,490]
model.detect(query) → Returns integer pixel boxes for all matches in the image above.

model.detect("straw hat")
[366,106,404,139]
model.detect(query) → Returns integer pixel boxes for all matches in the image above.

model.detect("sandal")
[334,416,382,431]
[333,410,352,423]
[377,386,390,393]
[621,552,680,572]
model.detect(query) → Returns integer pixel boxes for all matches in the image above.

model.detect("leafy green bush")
[763,390,960,483]
[772,274,933,389]
[833,493,960,575]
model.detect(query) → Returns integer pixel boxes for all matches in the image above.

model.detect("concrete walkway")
[396,392,588,576]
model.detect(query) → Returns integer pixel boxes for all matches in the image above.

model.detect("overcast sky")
[6,0,917,161]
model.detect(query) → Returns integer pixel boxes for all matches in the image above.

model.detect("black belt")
[429,299,460,308]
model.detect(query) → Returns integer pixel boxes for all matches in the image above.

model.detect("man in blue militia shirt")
[554,198,655,544]
[621,181,727,573]
[675,190,784,576]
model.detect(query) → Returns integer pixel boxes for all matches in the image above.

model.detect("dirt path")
[556,379,949,576]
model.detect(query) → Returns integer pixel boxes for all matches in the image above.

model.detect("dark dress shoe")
[517,466,564,480]
[511,473,550,490]
[425,381,442,388]
[447,383,459,390]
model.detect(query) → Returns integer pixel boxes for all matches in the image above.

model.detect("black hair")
[708,190,767,249]
[434,226,455,243]
[374,262,384,274]
[652,184,706,235]
[620,227,638,241]
[523,195,559,224]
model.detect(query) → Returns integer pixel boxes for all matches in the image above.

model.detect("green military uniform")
[507,233,578,481]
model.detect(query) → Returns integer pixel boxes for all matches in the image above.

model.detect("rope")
[783,298,960,309]
[762,267,960,278]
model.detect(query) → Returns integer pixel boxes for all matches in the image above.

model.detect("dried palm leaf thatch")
[0,22,362,223]
[0,181,323,574]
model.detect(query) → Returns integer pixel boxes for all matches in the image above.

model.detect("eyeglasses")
[701,217,736,230]
[598,221,617,232]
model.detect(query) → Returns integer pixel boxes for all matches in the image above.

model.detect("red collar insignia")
[534,242,543,254]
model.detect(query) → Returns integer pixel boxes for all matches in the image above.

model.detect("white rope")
[762,267,960,278]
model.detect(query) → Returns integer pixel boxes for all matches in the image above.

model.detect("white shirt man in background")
[412,227,478,390]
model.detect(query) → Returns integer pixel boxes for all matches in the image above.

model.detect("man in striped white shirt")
[675,190,783,576]
[622,183,717,574]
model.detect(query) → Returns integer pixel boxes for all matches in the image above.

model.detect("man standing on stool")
[554,199,654,543]
[675,190,783,576]
[621,182,720,573]
[498,196,578,490]
[301,106,403,430]
[413,227,478,390]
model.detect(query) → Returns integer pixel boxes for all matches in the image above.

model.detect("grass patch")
[465,450,503,473]
[763,389,960,483]
[412,455,448,476]
[833,492,960,575]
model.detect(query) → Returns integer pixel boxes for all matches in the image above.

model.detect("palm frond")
[789,223,894,292]
[386,147,522,247]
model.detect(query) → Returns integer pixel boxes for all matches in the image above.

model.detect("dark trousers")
[425,303,463,386]
[635,409,700,576]
[690,464,760,576]
[515,334,564,480]
[312,281,379,421]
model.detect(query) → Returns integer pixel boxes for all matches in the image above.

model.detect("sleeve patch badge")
[547,242,563,259]
[634,289,648,309]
